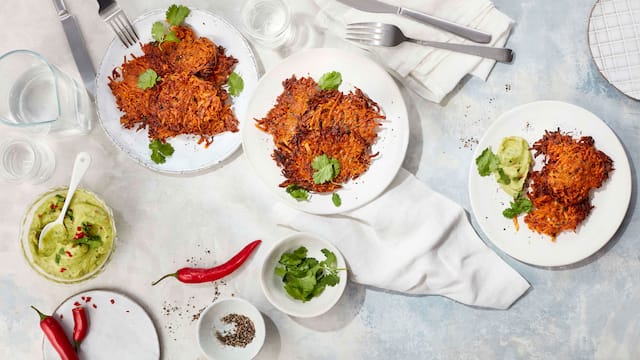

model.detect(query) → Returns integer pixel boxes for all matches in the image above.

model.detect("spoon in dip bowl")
[38,152,91,251]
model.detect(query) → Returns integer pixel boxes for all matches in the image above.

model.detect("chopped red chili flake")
[81,296,85,301]
[59,314,64,319]
[85,296,92,303]
[65,251,73,258]
[110,299,115,304]
[77,226,82,231]
[92,304,97,309]
[60,267,67,273]
[74,301,81,307]
[38,214,43,218]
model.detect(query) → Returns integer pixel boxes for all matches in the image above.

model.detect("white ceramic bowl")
[260,232,348,318]
[197,297,265,360]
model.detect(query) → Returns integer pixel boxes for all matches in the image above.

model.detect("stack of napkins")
[313,0,514,103]
[273,169,530,310]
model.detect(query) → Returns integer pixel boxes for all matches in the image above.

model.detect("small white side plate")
[197,297,265,360]
[261,232,347,318]
[43,289,159,360]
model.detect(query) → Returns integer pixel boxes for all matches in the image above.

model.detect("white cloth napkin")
[313,0,514,103]
[273,169,530,310]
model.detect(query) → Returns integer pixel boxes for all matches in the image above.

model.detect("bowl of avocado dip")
[20,188,116,283]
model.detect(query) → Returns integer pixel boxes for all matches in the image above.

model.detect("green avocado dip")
[28,189,114,280]
[475,136,533,220]
[496,136,532,197]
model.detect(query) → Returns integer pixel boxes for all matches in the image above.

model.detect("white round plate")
[242,48,409,215]
[197,297,265,360]
[468,101,631,267]
[588,0,640,100]
[96,8,259,174]
[260,232,347,318]
[43,289,159,360]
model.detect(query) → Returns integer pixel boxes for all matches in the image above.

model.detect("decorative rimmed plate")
[588,0,640,100]
[95,8,259,174]
[242,48,409,215]
[43,289,159,359]
[468,101,631,267]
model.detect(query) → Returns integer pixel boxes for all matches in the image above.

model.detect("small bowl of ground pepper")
[197,297,266,360]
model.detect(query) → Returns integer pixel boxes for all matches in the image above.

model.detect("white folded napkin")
[313,0,514,103]
[273,169,530,310]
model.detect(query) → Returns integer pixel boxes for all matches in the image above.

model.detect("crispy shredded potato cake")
[255,76,384,193]
[524,130,614,239]
[108,25,238,146]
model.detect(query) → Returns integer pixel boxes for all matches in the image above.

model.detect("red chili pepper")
[152,240,262,285]
[31,306,78,360]
[72,306,88,351]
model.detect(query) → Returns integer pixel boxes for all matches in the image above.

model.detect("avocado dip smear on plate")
[26,189,115,281]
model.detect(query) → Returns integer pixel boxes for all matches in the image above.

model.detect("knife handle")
[96,0,115,14]
[399,7,492,44]
[52,0,67,16]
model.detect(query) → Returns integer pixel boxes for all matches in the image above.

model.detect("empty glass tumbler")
[0,50,91,135]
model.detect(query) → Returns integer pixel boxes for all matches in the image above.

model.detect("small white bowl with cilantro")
[260,232,347,318]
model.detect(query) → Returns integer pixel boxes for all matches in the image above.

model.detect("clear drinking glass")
[241,0,295,49]
[0,50,91,135]
[0,137,55,184]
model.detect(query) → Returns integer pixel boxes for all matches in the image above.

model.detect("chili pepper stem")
[31,305,48,321]
[151,272,177,286]
[73,341,79,352]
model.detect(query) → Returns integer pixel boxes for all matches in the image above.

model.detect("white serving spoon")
[38,152,92,251]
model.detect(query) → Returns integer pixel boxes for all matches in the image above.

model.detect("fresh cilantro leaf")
[496,168,511,185]
[332,193,341,207]
[150,151,166,164]
[274,265,287,277]
[319,273,339,287]
[152,21,168,43]
[164,31,180,44]
[166,4,190,26]
[149,139,174,164]
[320,248,337,269]
[275,246,343,302]
[151,21,180,48]
[475,147,499,176]
[286,184,309,201]
[227,72,244,96]
[55,253,61,264]
[312,154,340,184]
[137,69,160,90]
[318,71,342,90]
[502,192,533,219]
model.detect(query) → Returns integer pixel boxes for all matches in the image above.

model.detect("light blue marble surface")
[0,0,638,359]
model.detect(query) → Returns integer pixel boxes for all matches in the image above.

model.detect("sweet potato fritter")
[524,130,613,239]
[108,25,238,146]
[255,76,384,193]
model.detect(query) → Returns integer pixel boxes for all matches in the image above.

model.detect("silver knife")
[52,0,96,99]
[336,0,492,44]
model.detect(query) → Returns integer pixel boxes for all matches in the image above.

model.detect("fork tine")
[117,12,139,43]
[113,15,136,46]
[345,37,380,46]
[345,32,384,40]
[108,22,130,47]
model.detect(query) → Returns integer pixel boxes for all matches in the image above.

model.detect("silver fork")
[97,0,139,48]
[346,22,513,63]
